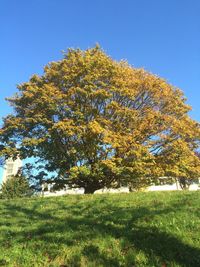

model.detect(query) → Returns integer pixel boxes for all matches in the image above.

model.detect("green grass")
[0,191,200,267]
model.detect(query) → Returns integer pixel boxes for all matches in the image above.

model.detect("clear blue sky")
[0,0,200,182]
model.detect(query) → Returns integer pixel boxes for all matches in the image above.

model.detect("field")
[0,191,200,267]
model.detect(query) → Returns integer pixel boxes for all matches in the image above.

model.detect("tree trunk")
[179,177,190,190]
[84,184,102,194]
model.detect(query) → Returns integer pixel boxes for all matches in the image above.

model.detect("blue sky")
[0,0,200,182]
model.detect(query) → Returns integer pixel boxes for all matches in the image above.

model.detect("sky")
[0,0,200,182]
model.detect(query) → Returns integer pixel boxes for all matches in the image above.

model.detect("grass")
[0,191,200,267]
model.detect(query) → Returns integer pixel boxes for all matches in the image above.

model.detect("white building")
[2,158,22,183]
[146,177,200,192]
[41,182,85,197]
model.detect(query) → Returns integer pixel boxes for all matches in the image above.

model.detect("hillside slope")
[0,191,200,267]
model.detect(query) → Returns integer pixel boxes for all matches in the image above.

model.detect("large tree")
[0,46,200,193]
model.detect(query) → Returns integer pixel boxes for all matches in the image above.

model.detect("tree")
[0,173,32,199]
[0,46,200,193]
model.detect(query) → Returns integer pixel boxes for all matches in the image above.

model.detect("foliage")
[0,173,32,199]
[0,192,200,266]
[0,46,200,193]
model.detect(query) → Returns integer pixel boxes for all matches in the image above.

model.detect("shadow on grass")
[1,197,200,266]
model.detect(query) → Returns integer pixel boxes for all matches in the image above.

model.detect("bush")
[1,175,32,199]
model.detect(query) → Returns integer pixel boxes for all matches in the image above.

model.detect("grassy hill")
[0,191,200,267]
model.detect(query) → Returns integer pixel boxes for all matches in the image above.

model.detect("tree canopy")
[0,46,200,193]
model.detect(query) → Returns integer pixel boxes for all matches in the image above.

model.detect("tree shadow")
[0,196,200,266]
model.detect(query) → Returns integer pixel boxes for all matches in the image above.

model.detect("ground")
[0,191,199,267]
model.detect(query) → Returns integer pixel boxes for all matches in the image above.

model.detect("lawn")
[0,191,200,267]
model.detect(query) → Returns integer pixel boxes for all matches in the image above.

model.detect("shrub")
[1,174,32,199]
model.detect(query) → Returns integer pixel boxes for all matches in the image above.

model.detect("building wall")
[2,158,22,183]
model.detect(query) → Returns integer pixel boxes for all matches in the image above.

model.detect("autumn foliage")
[0,46,200,193]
